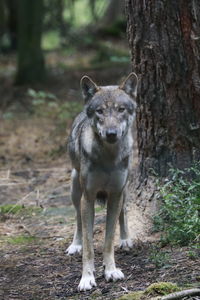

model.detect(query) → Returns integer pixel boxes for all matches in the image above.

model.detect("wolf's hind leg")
[103,194,125,282]
[119,192,133,251]
[66,169,82,255]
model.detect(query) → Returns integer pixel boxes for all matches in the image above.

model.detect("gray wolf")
[66,73,138,291]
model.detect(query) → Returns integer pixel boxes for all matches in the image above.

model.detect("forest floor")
[0,50,199,300]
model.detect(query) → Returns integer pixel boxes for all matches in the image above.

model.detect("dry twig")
[161,288,200,300]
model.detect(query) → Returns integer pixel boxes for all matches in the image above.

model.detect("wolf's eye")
[118,107,125,113]
[96,108,103,115]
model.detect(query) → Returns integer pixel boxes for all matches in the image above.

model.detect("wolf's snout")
[106,129,118,143]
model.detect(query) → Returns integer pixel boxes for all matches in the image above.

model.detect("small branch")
[7,191,34,214]
[161,288,200,300]
[0,182,27,186]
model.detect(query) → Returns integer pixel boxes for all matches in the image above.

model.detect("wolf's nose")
[106,129,117,143]
[106,129,117,138]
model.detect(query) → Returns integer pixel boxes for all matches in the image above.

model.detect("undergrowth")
[149,246,171,268]
[27,89,83,124]
[0,204,42,218]
[6,235,38,245]
[154,163,200,246]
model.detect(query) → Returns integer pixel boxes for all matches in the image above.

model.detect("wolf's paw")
[104,268,124,282]
[66,244,82,255]
[78,275,97,291]
[119,239,133,251]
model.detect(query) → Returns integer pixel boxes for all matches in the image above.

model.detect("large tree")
[126,0,200,181]
[16,0,45,84]
[6,0,18,50]
[0,0,6,51]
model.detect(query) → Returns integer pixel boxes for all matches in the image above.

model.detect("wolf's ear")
[80,76,99,102]
[120,72,138,98]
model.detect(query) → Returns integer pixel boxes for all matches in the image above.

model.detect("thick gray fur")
[66,73,138,291]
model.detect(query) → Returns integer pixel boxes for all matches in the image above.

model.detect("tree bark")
[16,0,45,84]
[126,0,200,180]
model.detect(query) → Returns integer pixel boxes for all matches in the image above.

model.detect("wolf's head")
[80,73,138,144]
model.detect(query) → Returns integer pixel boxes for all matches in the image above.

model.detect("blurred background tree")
[0,0,6,51]
[6,0,18,51]
[16,0,45,84]
[0,0,127,85]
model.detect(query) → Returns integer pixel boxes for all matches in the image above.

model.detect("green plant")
[6,235,37,245]
[95,205,105,213]
[145,282,180,296]
[0,204,24,214]
[154,163,200,246]
[117,282,180,300]
[42,30,60,50]
[28,89,57,117]
[0,204,42,218]
[187,250,198,260]
[91,43,129,65]
[57,101,83,122]
[187,244,200,260]
[149,247,171,268]
[27,89,82,122]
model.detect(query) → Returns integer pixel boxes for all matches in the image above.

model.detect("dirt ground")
[0,57,200,300]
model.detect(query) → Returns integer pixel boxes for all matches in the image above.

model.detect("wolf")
[66,73,138,291]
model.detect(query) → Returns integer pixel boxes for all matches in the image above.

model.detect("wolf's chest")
[82,163,128,194]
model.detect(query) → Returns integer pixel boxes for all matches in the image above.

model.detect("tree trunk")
[89,0,98,22]
[6,0,18,50]
[56,0,67,40]
[16,0,45,84]
[0,0,6,51]
[126,0,200,180]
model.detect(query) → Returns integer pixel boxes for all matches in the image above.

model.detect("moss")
[0,204,24,214]
[117,282,181,300]
[118,291,143,300]
[0,204,42,216]
[7,235,38,245]
[145,282,180,296]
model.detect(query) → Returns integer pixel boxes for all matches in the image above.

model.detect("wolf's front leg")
[78,193,96,291]
[103,194,124,282]
[66,169,82,255]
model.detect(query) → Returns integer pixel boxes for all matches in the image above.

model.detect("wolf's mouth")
[106,135,118,144]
